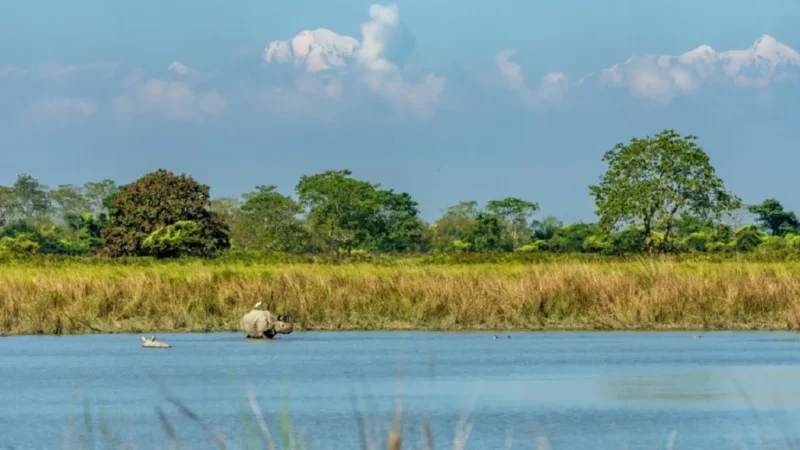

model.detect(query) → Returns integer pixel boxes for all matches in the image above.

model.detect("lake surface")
[2,331,800,449]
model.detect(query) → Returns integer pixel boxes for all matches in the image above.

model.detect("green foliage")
[142,220,205,258]
[734,225,763,252]
[0,234,39,258]
[0,220,73,255]
[100,169,230,258]
[582,235,609,253]
[296,170,380,254]
[486,197,539,249]
[748,198,799,236]
[464,213,513,252]
[432,200,479,251]
[531,216,562,241]
[368,190,426,253]
[607,226,647,255]
[547,223,597,253]
[236,185,308,253]
[589,129,741,254]
[296,169,423,255]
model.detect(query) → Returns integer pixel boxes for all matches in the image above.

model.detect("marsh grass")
[3,258,800,335]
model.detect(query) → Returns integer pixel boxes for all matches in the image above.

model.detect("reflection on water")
[1,331,800,449]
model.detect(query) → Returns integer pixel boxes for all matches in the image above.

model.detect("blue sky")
[2,0,800,224]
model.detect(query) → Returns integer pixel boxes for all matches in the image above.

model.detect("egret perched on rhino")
[240,302,294,339]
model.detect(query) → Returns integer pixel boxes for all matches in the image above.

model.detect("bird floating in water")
[141,335,171,348]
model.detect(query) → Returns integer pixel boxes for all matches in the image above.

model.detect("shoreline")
[3,324,799,338]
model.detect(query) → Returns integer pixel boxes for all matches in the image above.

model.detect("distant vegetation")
[2,129,800,261]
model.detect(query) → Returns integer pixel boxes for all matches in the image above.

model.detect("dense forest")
[2,129,799,259]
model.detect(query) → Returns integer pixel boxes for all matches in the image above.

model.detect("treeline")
[2,129,800,260]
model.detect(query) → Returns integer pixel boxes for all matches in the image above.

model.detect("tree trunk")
[644,220,654,255]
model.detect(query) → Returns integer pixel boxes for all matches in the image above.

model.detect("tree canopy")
[589,129,741,254]
[6,129,800,259]
[100,169,230,257]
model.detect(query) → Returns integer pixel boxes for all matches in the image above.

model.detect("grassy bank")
[3,258,800,335]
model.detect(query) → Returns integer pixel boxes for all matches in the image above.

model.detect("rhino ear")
[277,315,286,321]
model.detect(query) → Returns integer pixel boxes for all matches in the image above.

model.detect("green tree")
[486,197,539,249]
[369,190,425,253]
[589,129,741,254]
[295,169,380,255]
[49,184,91,223]
[530,215,562,241]
[464,213,513,252]
[9,174,52,221]
[733,225,762,252]
[547,223,598,253]
[748,198,799,236]
[237,185,308,252]
[432,200,479,251]
[83,179,120,216]
[100,169,230,257]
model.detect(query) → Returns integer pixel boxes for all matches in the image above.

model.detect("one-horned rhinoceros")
[239,304,294,339]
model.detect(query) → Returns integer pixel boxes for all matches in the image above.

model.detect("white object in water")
[141,335,171,348]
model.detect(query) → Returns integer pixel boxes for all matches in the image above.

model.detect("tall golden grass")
[3,259,800,335]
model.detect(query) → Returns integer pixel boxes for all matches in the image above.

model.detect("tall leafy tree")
[237,185,308,252]
[486,197,539,249]
[11,174,52,221]
[589,129,741,254]
[296,169,380,255]
[100,169,230,257]
[369,190,424,252]
[748,198,799,236]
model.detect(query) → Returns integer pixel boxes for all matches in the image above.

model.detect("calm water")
[2,331,800,449]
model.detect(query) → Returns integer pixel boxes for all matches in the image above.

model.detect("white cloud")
[34,62,119,79]
[167,61,196,76]
[112,78,228,123]
[495,49,568,108]
[594,35,800,102]
[263,3,444,116]
[265,29,360,73]
[27,97,98,121]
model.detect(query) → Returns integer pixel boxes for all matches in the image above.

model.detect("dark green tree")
[530,215,562,241]
[369,190,425,253]
[100,169,230,257]
[589,129,741,254]
[547,223,597,253]
[296,169,380,255]
[748,198,799,236]
[464,213,513,252]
